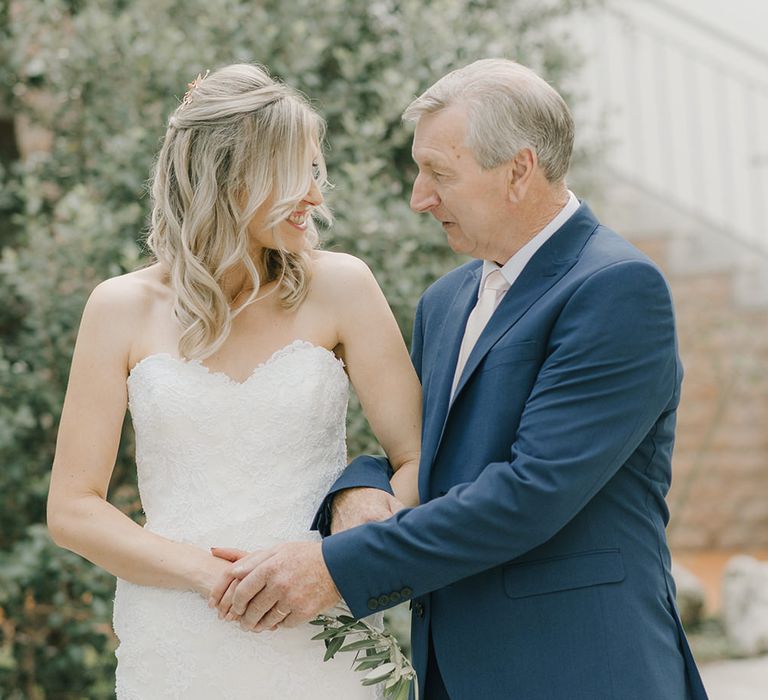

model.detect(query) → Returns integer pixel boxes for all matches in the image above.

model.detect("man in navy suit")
[216,59,709,699]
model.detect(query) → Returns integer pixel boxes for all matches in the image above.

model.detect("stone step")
[734,260,768,308]
[627,232,768,312]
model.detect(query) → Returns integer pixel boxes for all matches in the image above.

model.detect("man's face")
[409,105,514,261]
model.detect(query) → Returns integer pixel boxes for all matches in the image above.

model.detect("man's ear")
[507,148,537,203]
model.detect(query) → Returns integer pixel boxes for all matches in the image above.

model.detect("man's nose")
[410,174,440,213]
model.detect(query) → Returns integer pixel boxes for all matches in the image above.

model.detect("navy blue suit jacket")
[313,203,708,700]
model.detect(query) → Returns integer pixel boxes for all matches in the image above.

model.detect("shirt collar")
[480,190,580,292]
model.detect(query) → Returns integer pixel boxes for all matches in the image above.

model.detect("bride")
[47,63,421,699]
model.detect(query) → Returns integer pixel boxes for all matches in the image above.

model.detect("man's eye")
[433,171,446,179]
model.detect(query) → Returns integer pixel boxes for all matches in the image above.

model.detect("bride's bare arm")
[389,462,419,507]
[47,277,229,595]
[318,253,421,508]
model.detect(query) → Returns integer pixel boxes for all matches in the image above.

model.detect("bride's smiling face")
[245,143,326,255]
[246,175,324,255]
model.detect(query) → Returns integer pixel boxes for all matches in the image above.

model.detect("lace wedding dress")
[113,340,379,699]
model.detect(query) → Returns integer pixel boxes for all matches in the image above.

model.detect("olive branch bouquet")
[311,609,417,700]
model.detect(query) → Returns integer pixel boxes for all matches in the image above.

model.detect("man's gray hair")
[403,58,574,183]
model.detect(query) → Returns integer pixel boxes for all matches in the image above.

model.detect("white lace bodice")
[112,340,378,700]
[126,340,349,550]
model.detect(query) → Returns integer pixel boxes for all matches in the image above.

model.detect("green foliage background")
[0,0,593,696]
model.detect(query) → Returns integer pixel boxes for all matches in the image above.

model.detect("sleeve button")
[367,598,379,611]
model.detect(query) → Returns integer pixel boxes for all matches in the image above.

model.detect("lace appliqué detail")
[114,340,379,699]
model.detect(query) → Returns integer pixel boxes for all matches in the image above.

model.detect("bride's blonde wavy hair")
[147,63,331,360]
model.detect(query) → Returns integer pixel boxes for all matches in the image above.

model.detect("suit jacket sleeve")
[310,299,426,536]
[310,456,394,535]
[322,260,679,617]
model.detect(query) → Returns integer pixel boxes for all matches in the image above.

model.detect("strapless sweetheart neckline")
[127,338,343,387]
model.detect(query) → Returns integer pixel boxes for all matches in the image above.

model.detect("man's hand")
[331,487,404,534]
[209,541,340,632]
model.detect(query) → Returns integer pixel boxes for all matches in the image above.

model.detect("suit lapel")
[449,257,571,403]
[419,263,481,499]
[423,203,601,487]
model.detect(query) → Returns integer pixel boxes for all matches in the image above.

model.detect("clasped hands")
[207,487,403,632]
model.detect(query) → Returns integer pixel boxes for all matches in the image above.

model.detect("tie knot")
[482,269,509,293]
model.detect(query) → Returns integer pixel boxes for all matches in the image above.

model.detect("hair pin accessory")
[182,69,210,106]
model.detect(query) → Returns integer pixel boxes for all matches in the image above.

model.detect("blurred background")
[0,0,765,697]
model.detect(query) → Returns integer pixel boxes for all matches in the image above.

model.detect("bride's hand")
[330,487,404,535]
[194,548,244,600]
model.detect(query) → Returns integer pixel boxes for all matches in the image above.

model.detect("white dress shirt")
[450,191,580,396]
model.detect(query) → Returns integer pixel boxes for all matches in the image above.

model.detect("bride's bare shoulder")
[310,250,380,299]
[71,263,173,371]
[85,262,172,321]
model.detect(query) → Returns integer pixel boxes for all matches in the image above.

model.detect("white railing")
[573,0,768,255]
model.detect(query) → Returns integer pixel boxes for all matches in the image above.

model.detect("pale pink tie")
[451,269,510,398]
